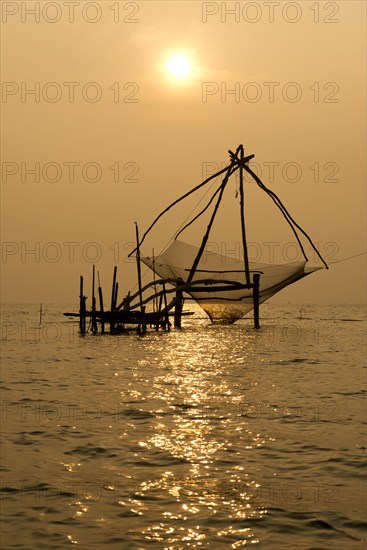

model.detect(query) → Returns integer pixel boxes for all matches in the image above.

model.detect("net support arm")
[128,162,237,257]
[243,164,329,269]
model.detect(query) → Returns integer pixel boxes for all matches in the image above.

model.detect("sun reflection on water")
[116,330,270,546]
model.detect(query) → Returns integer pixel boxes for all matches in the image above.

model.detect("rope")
[243,164,329,269]
[174,164,239,240]
[125,147,334,294]
[128,163,234,257]
[328,251,367,264]
[123,164,235,294]
[187,161,236,284]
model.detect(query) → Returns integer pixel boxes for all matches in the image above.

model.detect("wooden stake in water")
[174,282,183,328]
[135,222,146,333]
[79,276,86,335]
[152,249,158,313]
[39,303,43,325]
[91,264,98,334]
[98,279,105,334]
[110,266,117,334]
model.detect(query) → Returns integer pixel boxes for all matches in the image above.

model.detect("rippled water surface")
[1,303,366,549]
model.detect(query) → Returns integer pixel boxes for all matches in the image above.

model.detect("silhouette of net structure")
[130,145,328,324]
[141,240,322,324]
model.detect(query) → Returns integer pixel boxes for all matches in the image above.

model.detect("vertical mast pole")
[239,144,251,285]
[152,248,158,312]
[91,264,97,333]
[110,266,117,333]
[253,272,260,329]
[79,275,86,335]
[111,266,117,310]
[187,160,236,284]
[97,270,105,334]
[135,222,146,332]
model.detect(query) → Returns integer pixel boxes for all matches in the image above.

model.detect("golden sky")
[1,0,366,303]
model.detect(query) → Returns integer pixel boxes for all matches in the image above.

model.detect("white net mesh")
[142,240,322,324]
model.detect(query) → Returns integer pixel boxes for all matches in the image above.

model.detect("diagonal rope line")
[125,163,235,293]
[243,164,329,269]
[328,251,367,264]
[174,164,240,241]
[128,163,234,257]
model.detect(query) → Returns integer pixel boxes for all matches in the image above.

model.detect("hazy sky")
[1,0,366,304]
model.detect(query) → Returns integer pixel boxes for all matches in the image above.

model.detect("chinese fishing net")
[141,240,322,324]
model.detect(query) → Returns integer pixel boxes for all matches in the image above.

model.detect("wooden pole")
[111,266,117,309]
[135,223,143,306]
[98,285,105,334]
[96,270,104,334]
[97,270,104,333]
[156,292,163,331]
[239,145,251,286]
[152,249,158,313]
[114,282,119,310]
[174,281,184,328]
[124,291,130,311]
[135,222,146,332]
[141,306,147,333]
[91,264,98,333]
[187,161,236,284]
[253,273,260,329]
[162,283,170,331]
[79,275,86,335]
[110,266,117,334]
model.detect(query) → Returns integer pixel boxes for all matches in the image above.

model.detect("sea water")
[1,303,366,549]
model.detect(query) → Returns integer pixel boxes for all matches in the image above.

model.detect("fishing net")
[141,240,322,324]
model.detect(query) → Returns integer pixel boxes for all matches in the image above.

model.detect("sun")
[166,55,191,78]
